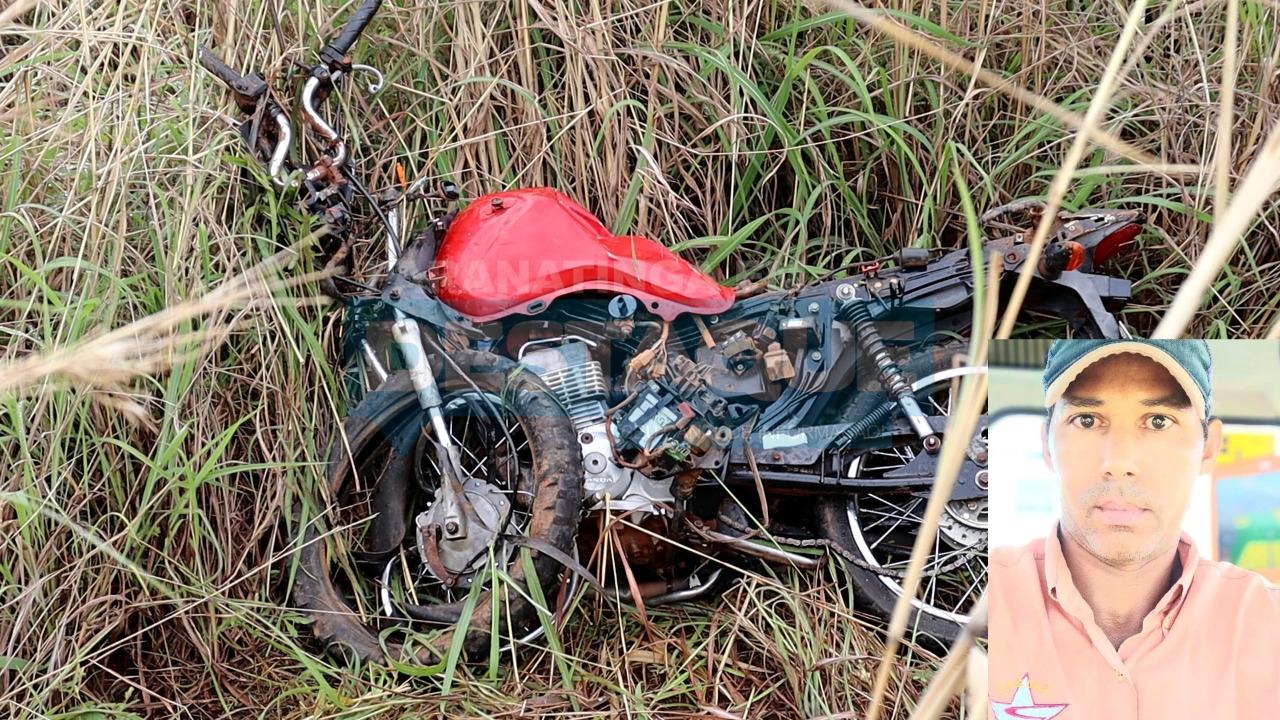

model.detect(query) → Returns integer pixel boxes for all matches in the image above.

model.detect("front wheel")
[292,350,585,664]
[817,343,987,647]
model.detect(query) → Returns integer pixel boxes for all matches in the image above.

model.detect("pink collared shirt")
[988,525,1280,719]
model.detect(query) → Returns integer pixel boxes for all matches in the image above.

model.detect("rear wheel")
[817,343,987,646]
[292,350,584,664]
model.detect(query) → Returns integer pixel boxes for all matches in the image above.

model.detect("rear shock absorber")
[844,301,941,453]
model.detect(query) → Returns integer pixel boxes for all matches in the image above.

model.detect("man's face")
[1042,353,1222,569]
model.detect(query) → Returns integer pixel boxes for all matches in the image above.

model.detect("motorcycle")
[200,0,1143,663]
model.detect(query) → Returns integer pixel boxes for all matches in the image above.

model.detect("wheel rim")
[843,366,988,625]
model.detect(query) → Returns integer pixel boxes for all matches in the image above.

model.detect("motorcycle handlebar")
[198,45,244,89]
[321,0,384,62]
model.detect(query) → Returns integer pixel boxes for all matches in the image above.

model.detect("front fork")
[389,309,472,542]
[378,203,473,546]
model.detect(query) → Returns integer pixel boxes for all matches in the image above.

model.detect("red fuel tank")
[433,188,736,322]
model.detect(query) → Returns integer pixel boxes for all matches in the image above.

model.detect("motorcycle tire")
[816,341,986,648]
[292,349,584,664]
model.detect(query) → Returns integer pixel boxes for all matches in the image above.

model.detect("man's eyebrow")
[1061,394,1104,408]
[1140,395,1192,409]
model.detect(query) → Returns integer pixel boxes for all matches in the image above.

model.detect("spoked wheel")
[292,350,584,664]
[817,344,987,646]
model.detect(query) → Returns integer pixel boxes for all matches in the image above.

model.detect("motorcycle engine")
[520,341,674,511]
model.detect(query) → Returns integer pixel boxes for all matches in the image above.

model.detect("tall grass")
[2,0,1278,717]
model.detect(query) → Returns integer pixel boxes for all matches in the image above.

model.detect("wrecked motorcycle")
[201,0,1143,662]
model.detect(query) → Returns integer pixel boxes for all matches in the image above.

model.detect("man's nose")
[1099,428,1140,479]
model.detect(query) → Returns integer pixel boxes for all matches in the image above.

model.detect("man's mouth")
[1093,500,1148,524]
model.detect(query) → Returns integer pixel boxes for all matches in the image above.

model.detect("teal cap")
[1043,340,1212,419]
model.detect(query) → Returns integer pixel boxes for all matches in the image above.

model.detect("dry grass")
[2,0,1278,717]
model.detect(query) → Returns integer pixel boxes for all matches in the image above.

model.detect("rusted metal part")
[420,521,458,588]
[983,205,1144,273]
[309,156,343,184]
[611,512,676,571]
[672,469,700,502]
[979,197,1046,228]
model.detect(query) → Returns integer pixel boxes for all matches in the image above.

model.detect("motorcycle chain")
[715,511,986,580]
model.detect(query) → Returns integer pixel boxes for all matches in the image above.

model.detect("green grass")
[2,0,1278,717]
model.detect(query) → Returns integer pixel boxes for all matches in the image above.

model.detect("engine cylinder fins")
[520,341,610,428]
[535,361,609,427]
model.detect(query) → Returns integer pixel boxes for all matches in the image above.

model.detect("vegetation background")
[1,0,1276,717]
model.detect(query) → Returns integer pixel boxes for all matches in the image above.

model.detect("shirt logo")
[991,675,1069,719]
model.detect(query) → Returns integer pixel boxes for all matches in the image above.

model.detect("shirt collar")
[1043,522,1199,627]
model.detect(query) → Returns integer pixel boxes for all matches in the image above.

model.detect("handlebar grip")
[198,45,245,88]
[322,0,384,60]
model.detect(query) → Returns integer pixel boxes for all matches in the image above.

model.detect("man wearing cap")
[988,339,1280,720]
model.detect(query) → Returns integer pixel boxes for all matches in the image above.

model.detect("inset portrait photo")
[986,339,1280,720]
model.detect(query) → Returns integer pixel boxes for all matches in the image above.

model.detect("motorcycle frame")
[339,197,1126,504]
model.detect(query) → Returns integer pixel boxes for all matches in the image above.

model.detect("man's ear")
[1041,417,1054,471]
[1201,417,1224,475]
